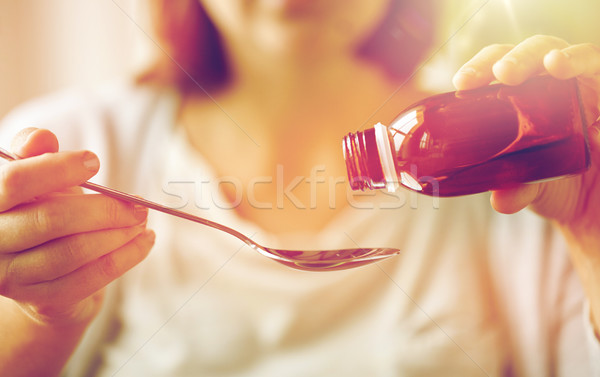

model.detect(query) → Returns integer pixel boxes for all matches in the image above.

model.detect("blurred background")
[1,0,599,119]
[0,0,151,118]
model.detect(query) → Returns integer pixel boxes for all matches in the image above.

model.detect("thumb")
[490,183,540,214]
[11,128,59,158]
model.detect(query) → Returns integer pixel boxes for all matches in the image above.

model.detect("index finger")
[0,150,100,212]
[492,35,570,85]
[453,44,514,90]
[10,128,59,158]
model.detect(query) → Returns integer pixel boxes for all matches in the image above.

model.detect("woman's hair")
[139,0,435,93]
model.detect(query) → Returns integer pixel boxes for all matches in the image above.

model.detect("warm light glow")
[501,0,521,35]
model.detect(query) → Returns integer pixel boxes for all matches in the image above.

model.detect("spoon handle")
[0,147,254,247]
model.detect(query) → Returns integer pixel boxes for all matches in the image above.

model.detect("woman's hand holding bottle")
[0,128,155,326]
[453,35,600,330]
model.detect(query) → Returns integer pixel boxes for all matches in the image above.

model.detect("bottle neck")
[342,128,386,190]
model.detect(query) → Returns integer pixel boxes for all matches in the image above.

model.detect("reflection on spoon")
[0,147,401,271]
[262,247,400,271]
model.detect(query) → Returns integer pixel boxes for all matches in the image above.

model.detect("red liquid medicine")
[343,76,590,197]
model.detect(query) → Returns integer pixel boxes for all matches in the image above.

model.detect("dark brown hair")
[139,0,435,92]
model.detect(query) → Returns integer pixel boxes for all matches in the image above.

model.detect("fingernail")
[134,205,149,221]
[15,135,32,157]
[83,152,100,172]
[12,131,35,158]
[458,66,478,76]
[493,57,518,72]
[134,219,148,230]
[501,56,519,65]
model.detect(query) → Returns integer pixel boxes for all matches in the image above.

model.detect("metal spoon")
[0,147,400,271]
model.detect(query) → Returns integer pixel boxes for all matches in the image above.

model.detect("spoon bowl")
[260,247,400,271]
[0,147,400,271]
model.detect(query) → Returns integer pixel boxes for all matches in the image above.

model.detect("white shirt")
[1,81,598,376]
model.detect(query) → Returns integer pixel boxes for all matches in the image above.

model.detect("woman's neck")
[178,45,426,233]
[229,48,415,131]
[181,42,425,166]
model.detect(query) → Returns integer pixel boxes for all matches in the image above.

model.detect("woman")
[1,0,599,375]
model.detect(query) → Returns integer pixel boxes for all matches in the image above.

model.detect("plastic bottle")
[342,76,590,197]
